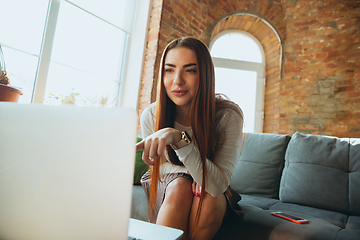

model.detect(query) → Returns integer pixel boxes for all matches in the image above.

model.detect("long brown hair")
[149,37,239,229]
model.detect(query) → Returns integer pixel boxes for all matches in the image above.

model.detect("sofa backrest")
[280,132,360,216]
[230,132,291,199]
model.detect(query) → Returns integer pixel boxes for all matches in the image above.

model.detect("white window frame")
[119,0,152,110]
[210,30,265,133]
[32,0,151,111]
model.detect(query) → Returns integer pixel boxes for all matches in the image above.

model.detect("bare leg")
[156,177,194,239]
[187,193,227,240]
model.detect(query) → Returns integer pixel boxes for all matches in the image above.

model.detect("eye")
[186,69,197,73]
[165,68,173,73]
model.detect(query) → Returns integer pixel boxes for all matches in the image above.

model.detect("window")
[0,0,150,108]
[0,0,49,103]
[210,31,265,133]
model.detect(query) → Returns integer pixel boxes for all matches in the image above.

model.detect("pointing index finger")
[136,140,144,152]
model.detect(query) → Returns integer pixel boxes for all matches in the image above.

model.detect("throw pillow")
[230,132,291,199]
[133,137,148,185]
[280,132,352,214]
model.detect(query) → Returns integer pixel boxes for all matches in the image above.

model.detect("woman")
[136,37,244,240]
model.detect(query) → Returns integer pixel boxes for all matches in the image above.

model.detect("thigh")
[188,193,227,239]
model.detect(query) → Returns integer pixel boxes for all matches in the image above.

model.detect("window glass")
[45,1,127,106]
[44,62,119,107]
[211,30,265,133]
[0,0,49,55]
[51,2,126,80]
[68,0,136,32]
[211,32,262,63]
[1,0,144,107]
[0,0,49,103]
[215,67,257,133]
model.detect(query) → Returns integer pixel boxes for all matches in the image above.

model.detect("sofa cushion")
[336,229,360,240]
[280,132,360,215]
[131,185,148,221]
[242,195,351,229]
[230,132,291,199]
[216,204,342,240]
[240,194,280,210]
[269,201,349,229]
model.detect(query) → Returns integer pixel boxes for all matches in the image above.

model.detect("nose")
[173,71,184,86]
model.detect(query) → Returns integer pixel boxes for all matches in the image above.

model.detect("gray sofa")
[131,132,360,240]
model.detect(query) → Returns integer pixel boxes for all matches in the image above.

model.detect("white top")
[140,102,244,197]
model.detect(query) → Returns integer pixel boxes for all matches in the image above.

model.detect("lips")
[172,90,188,97]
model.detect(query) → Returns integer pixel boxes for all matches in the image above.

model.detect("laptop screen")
[0,103,137,240]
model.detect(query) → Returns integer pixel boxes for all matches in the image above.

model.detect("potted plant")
[0,44,22,102]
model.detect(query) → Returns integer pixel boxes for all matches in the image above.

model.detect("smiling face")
[163,47,199,114]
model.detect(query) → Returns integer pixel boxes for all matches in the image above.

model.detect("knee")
[164,178,193,207]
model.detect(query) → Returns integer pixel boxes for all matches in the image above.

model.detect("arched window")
[210,31,265,133]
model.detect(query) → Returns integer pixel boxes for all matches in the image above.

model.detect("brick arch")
[209,13,282,133]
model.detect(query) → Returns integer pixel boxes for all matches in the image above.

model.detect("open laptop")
[0,102,137,240]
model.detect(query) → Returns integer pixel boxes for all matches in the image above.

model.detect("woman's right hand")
[135,128,181,165]
[192,181,202,197]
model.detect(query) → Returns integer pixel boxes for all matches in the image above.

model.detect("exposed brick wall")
[138,0,163,121]
[138,0,360,137]
[281,0,360,137]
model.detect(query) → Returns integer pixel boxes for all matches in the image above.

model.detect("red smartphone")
[271,212,309,224]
